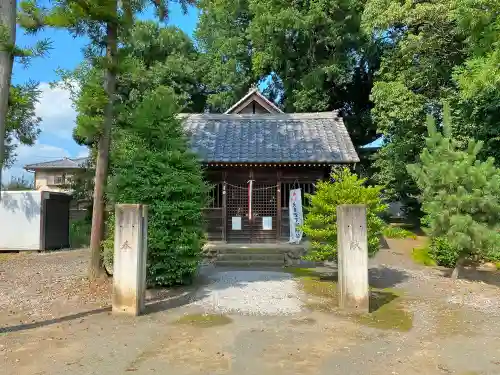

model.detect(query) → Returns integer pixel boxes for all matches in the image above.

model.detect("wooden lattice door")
[226,182,277,243]
[250,184,277,243]
[226,184,250,242]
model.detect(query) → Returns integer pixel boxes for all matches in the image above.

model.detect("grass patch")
[355,291,413,332]
[290,317,316,325]
[496,262,500,270]
[70,220,91,248]
[383,225,417,239]
[412,246,437,266]
[286,267,338,311]
[287,267,413,331]
[174,314,232,328]
[285,267,322,278]
[0,252,18,262]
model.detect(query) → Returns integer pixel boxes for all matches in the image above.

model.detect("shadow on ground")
[293,265,409,289]
[369,267,409,288]
[438,267,500,287]
[0,307,111,334]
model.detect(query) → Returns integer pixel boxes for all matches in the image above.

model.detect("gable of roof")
[183,112,359,163]
[24,157,89,171]
[224,88,284,114]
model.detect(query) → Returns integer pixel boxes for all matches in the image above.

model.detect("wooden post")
[222,172,227,243]
[337,204,369,312]
[112,204,148,316]
[276,170,282,242]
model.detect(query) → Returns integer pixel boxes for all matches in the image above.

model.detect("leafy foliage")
[363,0,466,210]
[195,0,253,112]
[4,82,42,166]
[302,167,387,261]
[1,175,34,190]
[428,237,459,268]
[407,103,500,267]
[195,0,382,146]
[66,21,204,146]
[363,0,500,211]
[69,220,91,248]
[106,87,209,286]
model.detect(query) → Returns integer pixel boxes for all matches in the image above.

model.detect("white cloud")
[2,81,89,182]
[76,149,89,158]
[35,82,77,139]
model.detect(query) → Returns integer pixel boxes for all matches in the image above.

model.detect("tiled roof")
[24,157,89,170]
[183,112,359,163]
[25,112,359,169]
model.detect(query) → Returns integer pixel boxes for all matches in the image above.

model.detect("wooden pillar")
[276,170,282,242]
[337,204,369,313]
[112,204,148,316]
[222,172,227,243]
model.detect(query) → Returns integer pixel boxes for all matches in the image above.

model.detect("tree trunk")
[0,0,16,191]
[88,18,117,281]
[451,255,466,280]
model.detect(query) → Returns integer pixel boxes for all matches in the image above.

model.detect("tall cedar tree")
[0,0,16,187]
[302,167,387,261]
[19,0,194,280]
[363,0,500,212]
[407,103,500,279]
[0,0,47,187]
[107,87,208,286]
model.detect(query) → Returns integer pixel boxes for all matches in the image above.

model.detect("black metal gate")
[226,183,277,243]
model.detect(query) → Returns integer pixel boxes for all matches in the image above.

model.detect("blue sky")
[8,4,383,180]
[7,4,199,180]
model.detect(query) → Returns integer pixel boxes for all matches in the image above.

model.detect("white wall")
[0,191,43,250]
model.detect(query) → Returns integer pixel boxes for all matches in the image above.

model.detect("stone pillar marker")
[337,204,369,313]
[112,204,148,316]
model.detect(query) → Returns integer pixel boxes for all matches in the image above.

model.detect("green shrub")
[429,236,459,268]
[407,103,500,272]
[69,220,91,248]
[302,167,388,261]
[382,226,417,240]
[105,87,209,287]
[411,245,436,266]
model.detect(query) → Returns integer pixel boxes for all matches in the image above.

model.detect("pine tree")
[302,167,387,261]
[407,103,500,278]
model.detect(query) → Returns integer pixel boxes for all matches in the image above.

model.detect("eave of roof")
[24,157,89,171]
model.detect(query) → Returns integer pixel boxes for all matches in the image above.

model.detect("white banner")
[289,188,304,244]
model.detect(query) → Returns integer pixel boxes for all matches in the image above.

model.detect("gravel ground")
[0,249,111,323]
[2,243,500,375]
[191,270,303,315]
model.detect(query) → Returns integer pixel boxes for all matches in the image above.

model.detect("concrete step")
[219,248,287,255]
[217,253,284,262]
[216,260,285,267]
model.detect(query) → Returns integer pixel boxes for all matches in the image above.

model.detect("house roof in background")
[24,157,89,171]
[183,112,359,163]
